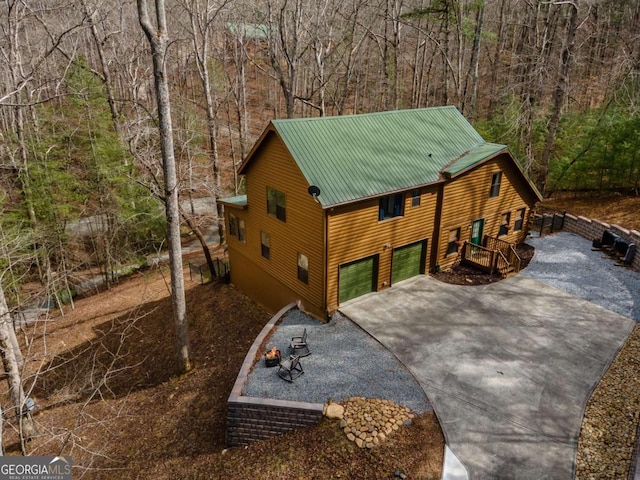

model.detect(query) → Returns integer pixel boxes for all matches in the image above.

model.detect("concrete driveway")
[340,275,634,479]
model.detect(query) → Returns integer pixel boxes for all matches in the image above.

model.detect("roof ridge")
[248,107,508,207]
[271,106,457,124]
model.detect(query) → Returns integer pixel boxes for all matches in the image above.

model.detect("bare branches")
[136,0,192,373]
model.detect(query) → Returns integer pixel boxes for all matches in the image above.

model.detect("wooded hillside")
[0,0,639,462]
[0,0,638,314]
[1,0,638,316]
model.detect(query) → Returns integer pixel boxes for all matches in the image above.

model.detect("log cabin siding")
[325,186,438,313]
[437,154,537,270]
[229,131,325,316]
[224,111,543,317]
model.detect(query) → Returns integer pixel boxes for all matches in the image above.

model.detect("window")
[261,231,270,259]
[267,187,286,222]
[297,253,309,284]
[238,219,246,243]
[229,213,238,238]
[514,208,525,231]
[379,193,404,221]
[499,212,511,236]
[411,189,421,207]
[447,228,461,255]
[489,172,502,198]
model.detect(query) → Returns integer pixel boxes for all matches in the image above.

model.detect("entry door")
[471,219,485,245]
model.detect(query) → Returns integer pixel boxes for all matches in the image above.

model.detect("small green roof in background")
[226,22,269,39]
[218,194,248,209]
[269,106,507,207]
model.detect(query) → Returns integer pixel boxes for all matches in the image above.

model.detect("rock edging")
[325,397,415,449]
[575,324,640,479]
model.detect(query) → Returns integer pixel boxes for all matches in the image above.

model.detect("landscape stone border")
[226,304,420,449]
[337,397,415,449]
[226,302,324,446]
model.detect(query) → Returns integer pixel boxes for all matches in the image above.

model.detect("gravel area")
[523,231,640,479]
[523,232,640,322]
[242,309,430,414]
[575,324,640,479]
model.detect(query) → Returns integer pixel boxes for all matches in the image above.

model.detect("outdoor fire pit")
[264,347,281,367]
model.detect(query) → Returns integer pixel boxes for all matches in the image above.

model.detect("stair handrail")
[508,245,521,273]
[496,250,511,275]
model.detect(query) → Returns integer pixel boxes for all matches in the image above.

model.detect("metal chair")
[289,328,310,357]
[277,355,304,382]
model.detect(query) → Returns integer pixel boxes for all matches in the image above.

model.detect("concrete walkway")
[340,275,635,479]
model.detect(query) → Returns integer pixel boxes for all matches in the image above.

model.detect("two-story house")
[220,107,542,319]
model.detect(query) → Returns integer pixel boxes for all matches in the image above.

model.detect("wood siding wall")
[226,131,325,317]
[437,154,538,271]
[326,187,438,313]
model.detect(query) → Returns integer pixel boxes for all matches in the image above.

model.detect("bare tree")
[81,0,121,132]
[177,0,228,246]
[461,0,484,121]
[137,0,192,373]
[0,267,33,453]
[537,1,580,194]
[265,0,308,118]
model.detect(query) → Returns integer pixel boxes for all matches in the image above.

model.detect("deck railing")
[461,236,521,276]
[189,257,230,284]
[461,242,497,273]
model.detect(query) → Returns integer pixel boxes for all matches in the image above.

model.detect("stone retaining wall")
[536,212,640,271]
[226,302,324,447]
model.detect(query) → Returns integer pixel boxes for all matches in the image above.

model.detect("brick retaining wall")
[226,302,324,447]
[227,396,324,445]
[535,212,640,271]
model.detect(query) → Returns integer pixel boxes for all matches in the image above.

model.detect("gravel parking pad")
[523,232,640,322]
[242,309,430,414]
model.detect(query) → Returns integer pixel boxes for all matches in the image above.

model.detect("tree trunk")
[137,0,192,373]
[463,2,484,121]
[0,282,33,451]
[83,0,120,131]
[185,0,225,245]
[180,208,216,279]
[488,0,507,118]
[537,2,579,195]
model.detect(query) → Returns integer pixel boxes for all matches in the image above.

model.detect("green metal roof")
[219,195,248,209]
[443,142,508,177]
[268,106,506,208]
[226,22,269,39]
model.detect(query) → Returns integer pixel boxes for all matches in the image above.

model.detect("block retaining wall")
[226,302,324,446]
[535,212,640,271]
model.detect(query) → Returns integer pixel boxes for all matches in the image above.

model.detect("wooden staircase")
[460,235,521,277]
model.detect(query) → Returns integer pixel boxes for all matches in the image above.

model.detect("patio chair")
[289,328,310,357]
[277,355,304,382]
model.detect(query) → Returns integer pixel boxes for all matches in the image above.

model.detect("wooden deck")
[460,236,521,276]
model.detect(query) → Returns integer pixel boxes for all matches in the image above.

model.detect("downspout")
[323,209,329,321]
[430,182,445,273]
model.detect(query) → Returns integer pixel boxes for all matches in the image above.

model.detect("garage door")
[391,240,426,284]
[339,255,378,303]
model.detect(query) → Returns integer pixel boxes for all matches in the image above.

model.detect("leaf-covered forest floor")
[542,191,640,231]
[5,192,637,479]
[7,250,443,479]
